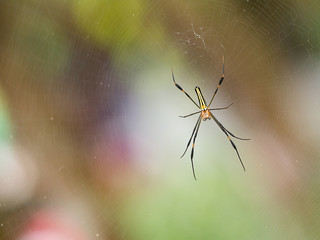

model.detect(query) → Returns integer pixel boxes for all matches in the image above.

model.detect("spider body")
[201,109,211,121]
[195,86,211,121]
[172,56,249,180]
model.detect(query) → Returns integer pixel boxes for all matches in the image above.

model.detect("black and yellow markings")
[195,86,207,109]
[172,68,200,108]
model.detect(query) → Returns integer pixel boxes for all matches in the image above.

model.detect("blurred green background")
[1,0,320,239]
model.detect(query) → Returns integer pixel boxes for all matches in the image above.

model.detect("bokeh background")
[1,0,320,239]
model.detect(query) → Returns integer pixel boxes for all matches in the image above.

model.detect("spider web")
[125,1,320,240]
[1,1,320,240]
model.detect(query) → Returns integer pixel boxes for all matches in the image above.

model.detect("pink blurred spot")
[18,210,89,240]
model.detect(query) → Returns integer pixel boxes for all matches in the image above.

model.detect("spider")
[172,56,249,180]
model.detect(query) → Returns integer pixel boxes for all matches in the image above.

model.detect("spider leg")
[210,113,250,140]
[210,112,247,171]
[179,110,202,118]
[171,68,200,108]
[181,115,201,158]
[180,102,233,119]
[208,103,233,111]
[208,56,225,107]
[224,128,250,141]
[190,117,202,180]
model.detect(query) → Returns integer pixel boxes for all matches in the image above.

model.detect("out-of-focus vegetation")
[1,1,320,239]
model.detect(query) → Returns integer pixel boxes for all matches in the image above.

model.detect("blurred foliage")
[121,173,302,240]
[72,0,168,68]
[13,11,70,79]
[72,0,145,48]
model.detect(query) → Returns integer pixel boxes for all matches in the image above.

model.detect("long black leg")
[171,68,200,108]
[210,113,250,140]
[190,117,202,180]
[208,56,225,107]
[181,115,201,158]
[210,112,247,171]
[224,128,250,141]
